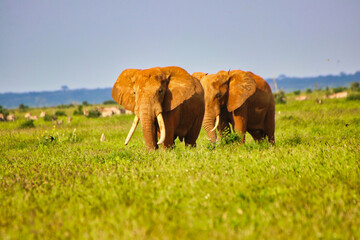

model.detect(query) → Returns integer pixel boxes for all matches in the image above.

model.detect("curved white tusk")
[210,115,219,132]
[125,115,139,145]
[157,113,166,145]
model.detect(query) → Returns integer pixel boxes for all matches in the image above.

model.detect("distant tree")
[73,105,84,115]
[333,87,347,93]
[306,88,312,94]
[274,91,286,104]
[325,87,331,96]
[293,90,301,95]
[44,115,52,122]
[0,105,9,118]
[19,104,29,112]
[82,101,90,106]
[103,100,117,105]
[20,120,35,129]
[350,82,360,91]
[55,111,67,116]
[87,108,101,118]
[57,103,74,108]
[346,93,360,101]
[61,85,69,91]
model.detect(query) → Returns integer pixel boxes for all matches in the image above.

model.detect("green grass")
[1,97,360,239]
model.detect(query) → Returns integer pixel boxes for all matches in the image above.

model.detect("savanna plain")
[1,91,360,239]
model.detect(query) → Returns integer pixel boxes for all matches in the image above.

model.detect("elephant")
[196,70,275,144]
[192,72,208,81]
[112,66,205,150]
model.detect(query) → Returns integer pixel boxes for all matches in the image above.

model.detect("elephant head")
[112,66,197,150]
[200,70,257,142]
[192,72,208,81]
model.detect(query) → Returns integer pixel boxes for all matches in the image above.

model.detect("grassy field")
[1,92,360,239]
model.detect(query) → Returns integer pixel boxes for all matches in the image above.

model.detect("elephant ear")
[162,67,197,112]
[111,69,140,112]
[227,71,257,112]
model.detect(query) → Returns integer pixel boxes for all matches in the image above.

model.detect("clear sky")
[1,0,359,93]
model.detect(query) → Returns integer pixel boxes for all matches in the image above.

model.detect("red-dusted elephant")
[112,66,205,150]
[193,70,275,144]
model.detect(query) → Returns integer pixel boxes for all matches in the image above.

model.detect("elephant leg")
[232,104,248,143]
[248,129,266,142]
[184,115,203,147]
[162,110,180,149]
[263,106,275,144]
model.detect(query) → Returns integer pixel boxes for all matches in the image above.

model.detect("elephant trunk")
[203,114,217,143]
[140,107,158,150]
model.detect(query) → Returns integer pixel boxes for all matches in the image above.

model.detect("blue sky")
[1,0,359,93]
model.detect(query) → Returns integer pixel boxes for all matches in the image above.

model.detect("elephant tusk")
[157,113,166,145]
[210,115,219,132]
[125,115,139,145]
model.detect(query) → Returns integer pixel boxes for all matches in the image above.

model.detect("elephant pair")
[112,66,274,150]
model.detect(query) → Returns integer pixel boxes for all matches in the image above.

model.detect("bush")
[43,115,53,122]
[57,104,74,108]
[346,93,360,101]
[333,87,347,93]
[0,105,9,118]
[55,111,67,117]
[103,100,117,105]
[293,90,301,95]
[20,120,35,129]
[73,105,84,115]
[219,128,243,145]
[19,104,29,112]
[350,82,360,91]
[274,91,286,104]
[306,88,312,94]
[82,101,90,106]
[87,109,101,118]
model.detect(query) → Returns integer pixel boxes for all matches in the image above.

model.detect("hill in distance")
[1,71,359,109]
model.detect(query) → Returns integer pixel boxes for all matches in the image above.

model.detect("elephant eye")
[215,93,221,98]
[133,91,136,95]
[158,88,164,95]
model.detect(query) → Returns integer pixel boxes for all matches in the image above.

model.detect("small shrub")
[82,101,90,106]
[293,90,301,95]
[44,115,52,122]
[57,104,74,108]
[87,109,101,118]
[219,127,243,145]
[73,105,84,115]
[20,120,35,129]
[55,111,67,117]
[19,104,29,112]
[306,88,312,94]
[333,86,347,93]
[350,82,360,91]
[346,93,360,101]
[274,91,286,104]
[103,100,117,105]
[0,105,9,118]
